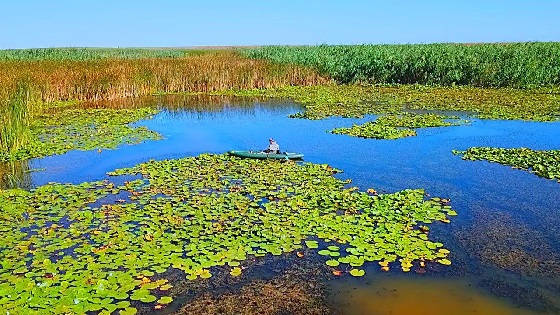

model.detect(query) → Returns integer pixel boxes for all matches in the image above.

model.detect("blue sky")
[2,0,559,49]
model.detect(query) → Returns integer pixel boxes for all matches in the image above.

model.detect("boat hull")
[229,150,304,160]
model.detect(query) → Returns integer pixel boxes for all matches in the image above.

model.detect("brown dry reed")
[0,51,329,152]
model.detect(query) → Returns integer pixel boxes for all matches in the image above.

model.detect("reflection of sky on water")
[4,95,560,312]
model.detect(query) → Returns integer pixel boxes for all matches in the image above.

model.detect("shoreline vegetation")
[1,44,559,162]
[0,49,328,155]
[244,43,560,88]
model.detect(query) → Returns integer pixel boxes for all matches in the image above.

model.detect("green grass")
[245,43,560,88]
[0,47,192,61]
[0,82,33,153]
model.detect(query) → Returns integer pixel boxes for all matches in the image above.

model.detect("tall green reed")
[245,43,560,88]
[0,81,35,153]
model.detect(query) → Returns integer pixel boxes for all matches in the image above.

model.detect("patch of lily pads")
[211,85,560,121]
[453,147,560,181]
[0,106,161,162]
[332,122,416,139]
[332,113,464,139]
[0,154,456,313]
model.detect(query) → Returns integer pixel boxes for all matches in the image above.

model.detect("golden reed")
[0,51,330,152]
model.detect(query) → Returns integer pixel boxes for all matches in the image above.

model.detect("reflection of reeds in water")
[82,93,301,119]
[0,160,32,189]
[0,51,329,153]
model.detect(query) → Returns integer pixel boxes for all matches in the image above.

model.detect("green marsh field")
[1,44,560,314]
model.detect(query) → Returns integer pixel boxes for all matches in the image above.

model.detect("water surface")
[2,95,560,314]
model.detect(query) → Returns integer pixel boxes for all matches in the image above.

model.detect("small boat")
[229,150,304,160]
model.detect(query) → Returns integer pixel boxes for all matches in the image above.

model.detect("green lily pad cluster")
[0,107,161,162]
[453,147,560,181]
[375,113,461,128]
[332,113,463,139]
[0,154,456,313]
[212,85,560,121]
[332,121,416,140]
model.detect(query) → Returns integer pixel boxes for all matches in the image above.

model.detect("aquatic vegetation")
[245,43,560,88]
[214,85,560,121]
[332,113,462,139]
[375,113,459,128]
[0,106,161,162]
[0,154,456,313]
[332,122,416,139]
[453,147,560,181]
[177,257,330,315]
[215,85,382,120]
[455,211,560,313]
[457,212,560,279]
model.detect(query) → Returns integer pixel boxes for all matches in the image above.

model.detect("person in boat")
[263,138,280,154]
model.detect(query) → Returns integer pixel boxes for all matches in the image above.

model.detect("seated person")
[263,138,280,154]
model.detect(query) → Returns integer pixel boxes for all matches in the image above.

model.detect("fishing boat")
[229,150,304,160]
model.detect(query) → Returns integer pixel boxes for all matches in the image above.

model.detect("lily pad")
[349,269,365,277]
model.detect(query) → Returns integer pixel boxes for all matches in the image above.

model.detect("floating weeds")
[230,267,242,277]
[332,113,463,139]
[176,258,330,315]
[0,154,456,313]
[0,107,161,162]
[453,147,560,181]
[213,85,560,121]
[375,113,461,128]
[332,122,416,139]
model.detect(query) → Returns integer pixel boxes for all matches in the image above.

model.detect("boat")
[229,150,304,160]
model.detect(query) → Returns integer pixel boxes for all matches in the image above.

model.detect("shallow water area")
[329,275,543,315]
[2,94,560,314]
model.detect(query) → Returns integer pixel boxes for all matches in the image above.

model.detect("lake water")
[2,95,560,314]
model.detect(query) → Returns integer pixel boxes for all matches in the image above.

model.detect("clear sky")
[2,0,559,49]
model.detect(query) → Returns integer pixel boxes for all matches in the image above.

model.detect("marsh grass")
[0,47,190,61]
[0,82,34,152]
[0,51,329,154]
[245,43,560,88]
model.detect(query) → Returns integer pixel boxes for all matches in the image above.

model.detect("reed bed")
[0,47,190,61]
[245,42,560,88]
[0,51,329,152]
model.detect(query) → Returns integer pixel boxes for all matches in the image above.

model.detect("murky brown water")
[330,277,542,315]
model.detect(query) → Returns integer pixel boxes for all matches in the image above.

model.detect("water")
[329,275,542,315]
[2,95,560,314]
